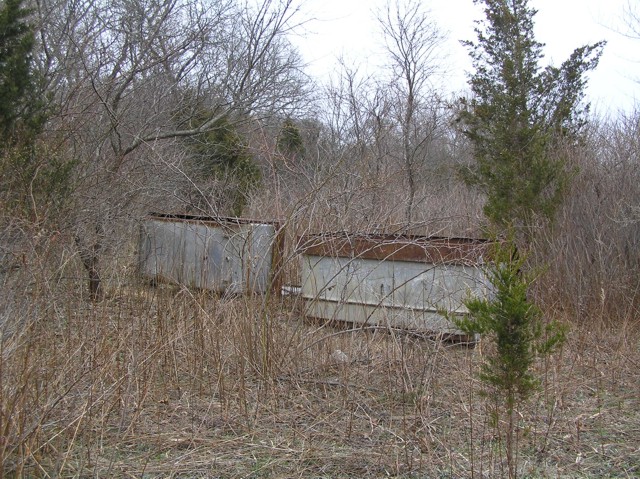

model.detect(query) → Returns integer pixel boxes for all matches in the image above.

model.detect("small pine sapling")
[455,237,566,478]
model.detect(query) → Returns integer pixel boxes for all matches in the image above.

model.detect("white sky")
[292,0,640,116]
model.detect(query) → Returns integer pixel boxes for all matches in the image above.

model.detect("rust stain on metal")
[298,233,492,265]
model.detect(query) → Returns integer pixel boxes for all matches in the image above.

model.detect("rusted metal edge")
[297,233,492,265]
[147,212,283,227]
[269,225,286,298]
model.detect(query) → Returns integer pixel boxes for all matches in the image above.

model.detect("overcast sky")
[292,0,640,116]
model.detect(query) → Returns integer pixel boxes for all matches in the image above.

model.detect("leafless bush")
[534,110,640,324]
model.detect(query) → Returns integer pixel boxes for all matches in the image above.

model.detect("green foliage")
[455,234,566,477]
[0,0,38,143]
[456,239,565,409]
[0,0,73,220]
[0,143,75,218]
[276,118,305,162]
[459,0,604,233]
[189,116,261,216]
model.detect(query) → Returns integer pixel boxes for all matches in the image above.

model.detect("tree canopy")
[189,116,261,217]
[459,0,604,235]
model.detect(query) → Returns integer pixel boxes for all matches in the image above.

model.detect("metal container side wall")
[139,219,278,294]
[139,220,187,284]
[244,223,278,293]
[304,300,458,334]
[300,254,491,335]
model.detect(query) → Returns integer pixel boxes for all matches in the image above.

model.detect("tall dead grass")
[1,113,639,477]
[2,255,637,477]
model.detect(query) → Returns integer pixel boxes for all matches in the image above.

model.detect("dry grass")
[1,267,638,478]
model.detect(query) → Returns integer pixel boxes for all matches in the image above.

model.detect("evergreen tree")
[189,116,261,217]
[459,0,604,236]
[0,0,36,143]
[455,236,566,478]
[276,118,305,163]
[0,0,72,221]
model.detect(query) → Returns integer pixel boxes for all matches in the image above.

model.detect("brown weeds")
[1,263,638,478]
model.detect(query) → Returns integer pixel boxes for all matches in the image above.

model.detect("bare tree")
[312,61,406,230]
[623,0,640,39]
[376,0,446,226]
[33,0,308,299]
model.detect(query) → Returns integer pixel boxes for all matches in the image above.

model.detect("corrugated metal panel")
[139,214,282,294]
[299,234,492,337]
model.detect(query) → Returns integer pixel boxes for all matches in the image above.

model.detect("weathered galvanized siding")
[139,214,282,294]
[299,234,492,336]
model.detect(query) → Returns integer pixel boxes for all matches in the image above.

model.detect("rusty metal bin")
[139,213,283,295]
[298,233,492,337]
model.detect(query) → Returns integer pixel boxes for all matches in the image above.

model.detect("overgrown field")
[1,270,638,478]
[2,0,640,476]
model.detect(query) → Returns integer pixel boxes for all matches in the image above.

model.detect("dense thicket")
[24,0,308,297]
[0,0,635,318]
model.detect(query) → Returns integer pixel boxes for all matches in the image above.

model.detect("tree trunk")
[83,253,103,301]
[75,232,104,301]
[405,163,415,226]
